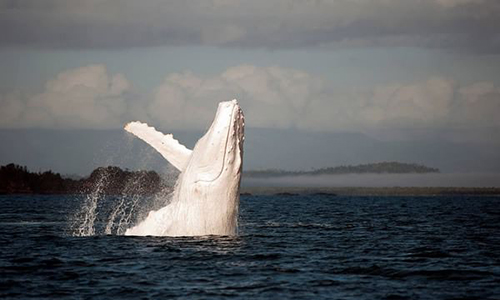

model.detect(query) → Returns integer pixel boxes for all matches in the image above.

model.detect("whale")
[123,99,244,236]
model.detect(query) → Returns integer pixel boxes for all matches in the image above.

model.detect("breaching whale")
[124,99,244,236]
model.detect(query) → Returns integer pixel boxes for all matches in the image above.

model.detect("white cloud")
[147,65,499,132]
[458,81,496,103]
[148,65,325,130]
[0,91,24,127]
[455,81,500,127]
[436,0,485,8]
[360,77,455,127]
[0,65,131,129]
[1,63,499,133]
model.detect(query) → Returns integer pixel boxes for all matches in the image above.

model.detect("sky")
[1,0,500,175]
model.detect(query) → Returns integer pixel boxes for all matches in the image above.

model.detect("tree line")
[0,164,165,195]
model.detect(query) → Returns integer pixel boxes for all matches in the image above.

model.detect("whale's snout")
[215,99,244,141]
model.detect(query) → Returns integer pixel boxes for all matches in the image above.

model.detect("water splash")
[71,169,108,236]
[71,170,175,236]
[70,134,177,237]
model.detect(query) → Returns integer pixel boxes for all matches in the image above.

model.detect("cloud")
[0,91,24,126]
[435,0,485,8]
[148,65,324,130]
[1,0,500,53]
[1,63,499,136]
[359,78,455,127]
[454,81,500,127]
[147,65,500,133]
[0,64,131,129]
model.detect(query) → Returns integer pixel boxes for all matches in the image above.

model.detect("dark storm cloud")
[1,0,500,53]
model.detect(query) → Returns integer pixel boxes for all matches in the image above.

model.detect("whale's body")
[124,100,244,236]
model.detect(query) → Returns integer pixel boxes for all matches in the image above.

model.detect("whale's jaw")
[190,99,244,184]
[123,99,244,236]
[178,100,244,235]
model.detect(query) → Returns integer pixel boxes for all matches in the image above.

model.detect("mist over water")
[243,173,500,188]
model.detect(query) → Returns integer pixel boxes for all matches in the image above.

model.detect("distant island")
[244,162,440,178]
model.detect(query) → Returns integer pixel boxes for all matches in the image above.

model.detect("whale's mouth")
[195,100,243,183]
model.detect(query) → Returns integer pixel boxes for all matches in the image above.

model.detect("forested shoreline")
[0,164,165,195]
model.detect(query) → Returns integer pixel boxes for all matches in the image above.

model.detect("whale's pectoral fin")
[125,121,192,172]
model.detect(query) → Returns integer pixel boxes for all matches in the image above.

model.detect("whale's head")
[186,99,244,186]
[173,99,243,234]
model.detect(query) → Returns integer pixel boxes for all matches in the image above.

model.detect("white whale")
[124,100,244,236]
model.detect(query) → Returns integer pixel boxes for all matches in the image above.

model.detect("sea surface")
[0,194,499,299]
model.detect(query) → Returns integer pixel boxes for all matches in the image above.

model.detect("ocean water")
[0,194,499,299]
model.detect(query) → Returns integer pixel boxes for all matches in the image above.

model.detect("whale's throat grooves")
[194,105,235,183]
